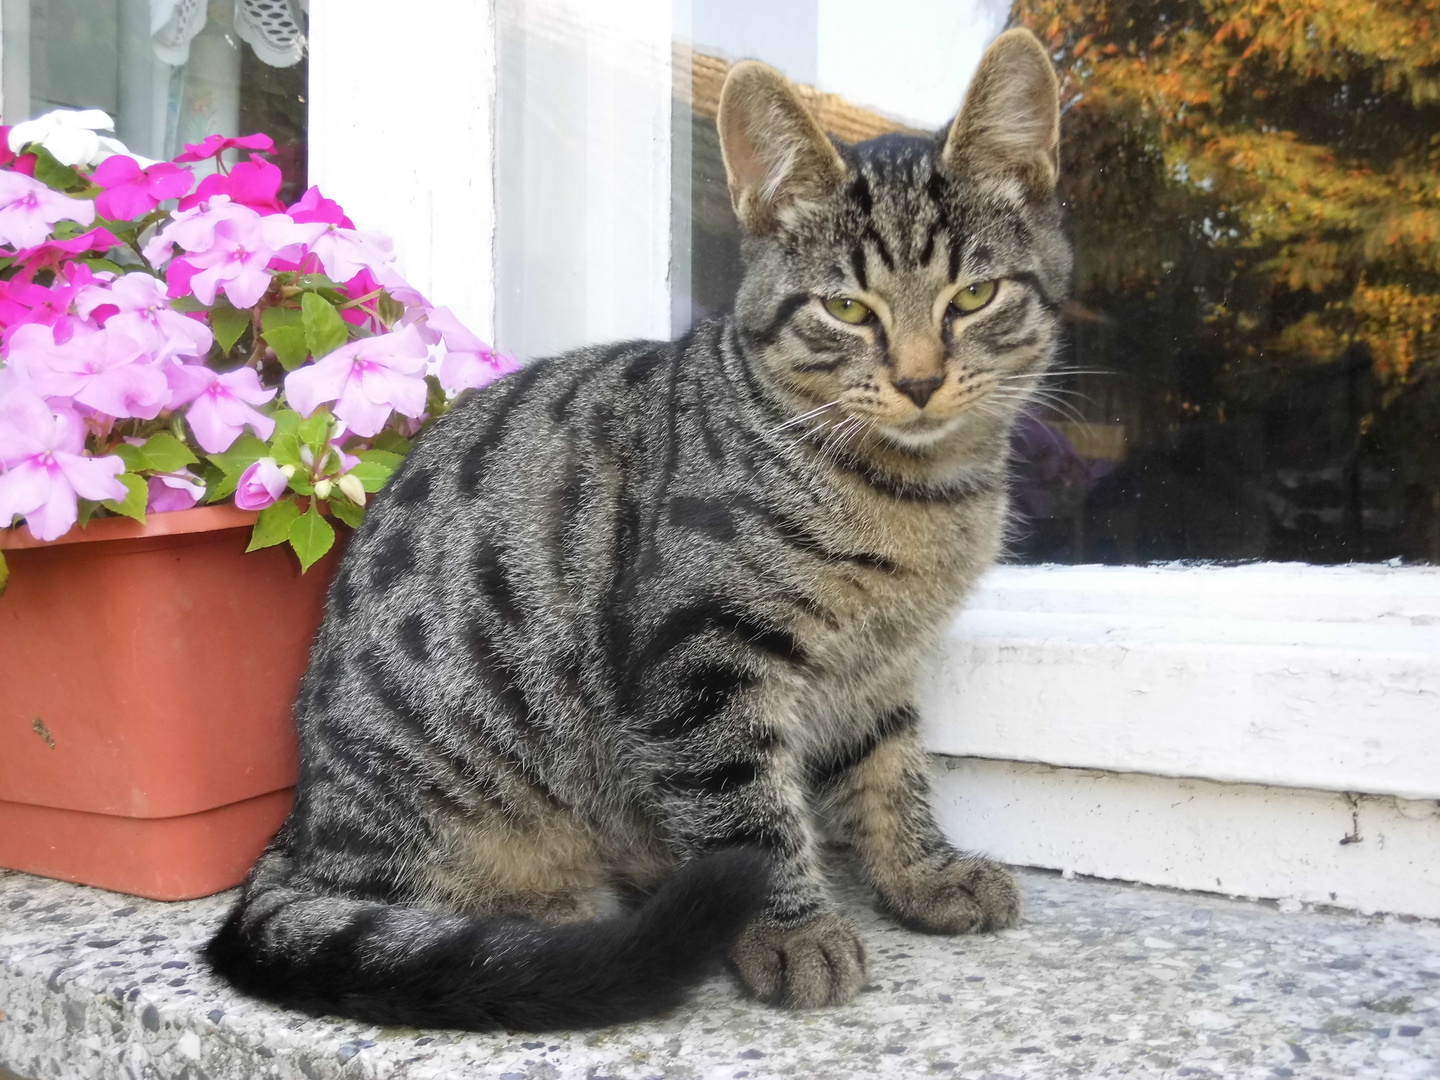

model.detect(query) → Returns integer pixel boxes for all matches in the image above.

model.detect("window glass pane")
[673,0,1439,566]
[2,0,307,200]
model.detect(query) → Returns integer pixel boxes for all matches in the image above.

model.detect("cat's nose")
[893,375,944,409]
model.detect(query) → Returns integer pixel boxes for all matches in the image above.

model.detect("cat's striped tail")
[204,846,772,1031]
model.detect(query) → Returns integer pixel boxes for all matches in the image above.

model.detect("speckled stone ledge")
[1,862,1437,1080]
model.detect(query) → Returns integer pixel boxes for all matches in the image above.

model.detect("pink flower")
[0,171,96,249]
[373,264,429,308]
[425,306,520,392]
[8,321,170,419]
[234,457,288,510]
[185,215,275,309]
[173,133,276,163]
[0,368,125,540]
[75,272,213,362]
[10,227,122,276]
[179,159,285,214]
[284,324,429,437]
[142,195,260,265]
[92,156,194,219]
[145,469,204,513]
[167,364,276,453]
[287,186,353,228]
[304,224,395,282]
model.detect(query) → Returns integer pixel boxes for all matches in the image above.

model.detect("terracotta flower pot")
[0,505,339,900]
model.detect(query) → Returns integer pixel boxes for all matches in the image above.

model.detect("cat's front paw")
[878,856,1021,935]
[729,911,866,1008]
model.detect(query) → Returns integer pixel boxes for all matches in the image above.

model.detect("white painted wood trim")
[932,756,1440,919]
[919,564,1440,801]
[308,0,498,342]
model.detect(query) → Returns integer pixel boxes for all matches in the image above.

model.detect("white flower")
[6,109,152,168]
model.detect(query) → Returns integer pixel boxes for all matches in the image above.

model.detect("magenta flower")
[0,277,85,333]
[234,457,288,510]
[185,215,275,309]
[8,321,169,420]
[75,273,213,362]
[284,324,429,437]
[0,369,125,540]
[287,186,353,228]
[179,159,285,214]
[166,364,277,453]
[173,132,276,162]
[145,469,205,513]
[425,306,520,392]
[92,156,194,220]
[10,227,122,276]
[0,171,96,249]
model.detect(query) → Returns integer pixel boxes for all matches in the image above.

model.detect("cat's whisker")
[770,400,841,434]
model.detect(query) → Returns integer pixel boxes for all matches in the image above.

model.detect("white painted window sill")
[918,563,1440,802]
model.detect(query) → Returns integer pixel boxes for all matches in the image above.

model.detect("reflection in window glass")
[2,0,308,200]
[674,0,1439,565]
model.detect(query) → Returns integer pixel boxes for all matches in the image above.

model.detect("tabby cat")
[206,28,1071,1030]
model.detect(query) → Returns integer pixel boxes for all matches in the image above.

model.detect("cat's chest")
[779,488,1004,720]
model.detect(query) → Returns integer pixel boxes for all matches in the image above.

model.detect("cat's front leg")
[823,706,1021,934]
[657,738,865,1008]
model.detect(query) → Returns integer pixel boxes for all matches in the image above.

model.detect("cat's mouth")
[877,414,965,450]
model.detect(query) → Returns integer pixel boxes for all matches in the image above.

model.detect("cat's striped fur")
[206,29,1071,1029]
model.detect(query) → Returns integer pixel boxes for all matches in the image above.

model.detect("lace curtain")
[2,0,306,166]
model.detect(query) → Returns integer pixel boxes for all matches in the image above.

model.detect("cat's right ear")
[718,61,846,235]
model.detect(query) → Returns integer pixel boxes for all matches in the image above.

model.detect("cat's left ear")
[718,61,847,235]
[942,28,1060,197]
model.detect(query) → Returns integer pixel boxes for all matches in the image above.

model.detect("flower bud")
[279,463,296,478]
[299,445,315,467]
[313,478,333,499]
[234,458,288,512]
[336,473,367,507]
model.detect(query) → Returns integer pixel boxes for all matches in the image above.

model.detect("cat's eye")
[823,296,874,325]
[950,280,998,315]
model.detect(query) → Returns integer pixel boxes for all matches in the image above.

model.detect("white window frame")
[310,1,1440,910]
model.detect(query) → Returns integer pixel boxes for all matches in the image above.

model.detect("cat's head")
[718,29,1071,455]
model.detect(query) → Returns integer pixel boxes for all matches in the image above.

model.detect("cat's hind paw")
[878,856,1021,935]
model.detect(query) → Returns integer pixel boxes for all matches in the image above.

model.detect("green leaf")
[370,430,414,456]
[0,550,7,598]
[138,432,198,473]
[268,408,302,439]
[266,326,309,369]
[30,146,84,191]
[327,497,365,528]
[261,307,309,369]
[357,448,404,467]
[169,295,207,313]
[78,257,125,275]
[76,498,100,527]
[102,474,149,523]
[377,291,405,328]
[205,433,270,477]
[295,273,341,292]
[111,443,147,473]
[288,503,336,572]
[268,432,304,470]
[247,499,301,551]
[301,292,348,358]
[210,300,251,353]
[286,471,315,496]
[347,454,402,493]
[298,407,334,451]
